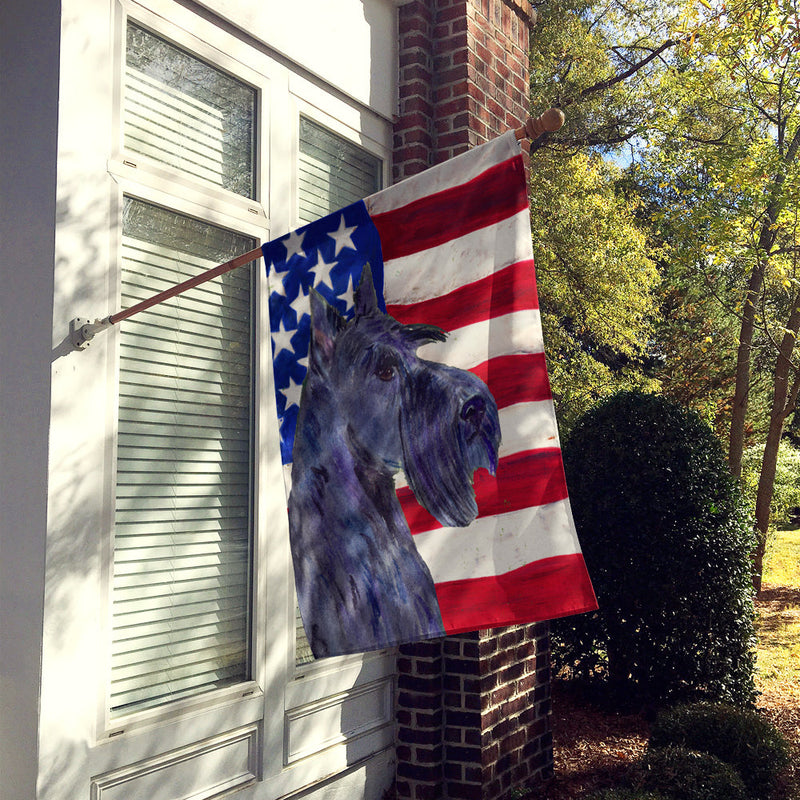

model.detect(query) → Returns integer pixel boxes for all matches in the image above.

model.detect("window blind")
[124,23,256,199]
[298,117,381,225]
[294,118,382,665]
[111,198,255,715]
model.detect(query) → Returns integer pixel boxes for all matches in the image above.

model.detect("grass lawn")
[756,527,800,698]
[755,527,800,800]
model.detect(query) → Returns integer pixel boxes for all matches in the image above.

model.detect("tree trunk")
[728,127,800,479]
[753,301,800,593]
[729,265,765,478]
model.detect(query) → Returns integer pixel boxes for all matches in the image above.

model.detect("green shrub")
[553,391,757,707]
[741,440,800,526]
[633,746,748,800]
[649,701,790,798]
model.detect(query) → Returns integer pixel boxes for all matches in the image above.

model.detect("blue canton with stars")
[262,199,386,465]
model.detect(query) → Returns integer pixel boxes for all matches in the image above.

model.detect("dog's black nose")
[460,395,486,430]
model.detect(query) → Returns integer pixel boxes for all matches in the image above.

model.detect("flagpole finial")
[516,108,565,141]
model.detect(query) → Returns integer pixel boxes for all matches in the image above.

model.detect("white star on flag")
[328,214,357,256]
[269,272,288,299]
[282,229,307,264]
[282,372,304,411]
[271,316,297,359]
[312,252,336,294]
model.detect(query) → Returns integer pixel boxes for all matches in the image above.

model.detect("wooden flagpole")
[109,246,264,325]
[70,109,564,349]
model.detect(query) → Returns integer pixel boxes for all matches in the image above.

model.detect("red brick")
[403,63,433,83]
[394,144,430,165]
[400,50,431,69]
[399,79,433,100]
[448,782,484,800]
[432,22,452,40]
[445,726,465,744]
[416,744,445,764]
[447,744,482,764]
[399,725,442,746]
[398,128,433,149]
[438,3,470,23]
[500,728,526,755]
[436,95,471,117]
[399,690,442,711]
[398,96,434,116]
[499,661,525,683]
[416,709,444,728]
[400,32,432,52]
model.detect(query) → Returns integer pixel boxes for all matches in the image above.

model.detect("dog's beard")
[400,365,500,528]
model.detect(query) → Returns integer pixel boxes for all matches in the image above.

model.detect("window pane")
[295,119,382,664]
[298,117,381,223]
[111,197,255,716]
[125,23,256,198]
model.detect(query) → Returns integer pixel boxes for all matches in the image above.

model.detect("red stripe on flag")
[371,156,528,261]
[398,447,568,535]
[435,553,598,633]
[469,352,552,409]
[386,260,539,330]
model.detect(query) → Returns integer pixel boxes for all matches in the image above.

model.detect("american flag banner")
[262,130,596,653]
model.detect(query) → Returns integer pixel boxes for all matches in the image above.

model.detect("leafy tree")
[529,0,682,156]
[530,151,660,429]
[529,0,799,589]
[528,0,671,429]
[632,0,800,588]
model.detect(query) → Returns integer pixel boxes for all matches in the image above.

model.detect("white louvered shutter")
[110,20,258,718]
[294,117,382,664]
[111,198,256,715]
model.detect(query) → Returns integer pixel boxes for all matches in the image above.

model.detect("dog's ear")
[309,288,345,371]
[354,263,379,318]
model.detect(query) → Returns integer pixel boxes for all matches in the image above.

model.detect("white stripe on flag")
[381,210,533,303]
[390,401,560,485]
[414,499,582,583]
[416,312,545,368]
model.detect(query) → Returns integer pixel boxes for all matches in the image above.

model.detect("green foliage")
[531,148,661,432]
[553,391,757,706]
[649,702,790,799]
[632,0,800,461]
[741,440,800,526]
[632,746,748,800]
[527,0,668,432]
[529,0,680,153]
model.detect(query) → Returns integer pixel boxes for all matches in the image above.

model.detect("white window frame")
[101,0,274,740]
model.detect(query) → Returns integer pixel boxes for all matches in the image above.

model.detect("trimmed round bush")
[650,701,790,798]
[634,746,748,800]
[553,391,757,706]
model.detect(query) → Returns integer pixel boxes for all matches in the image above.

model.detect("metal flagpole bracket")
[70,316,113,350]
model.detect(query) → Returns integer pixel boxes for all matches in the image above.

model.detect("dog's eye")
[375,356,397,381]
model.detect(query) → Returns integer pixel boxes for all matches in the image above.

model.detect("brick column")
[396,626,553,800]
[393,2,553,799]
[394,0,534,178]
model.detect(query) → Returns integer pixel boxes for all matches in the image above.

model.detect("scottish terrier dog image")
[288,264,501,658]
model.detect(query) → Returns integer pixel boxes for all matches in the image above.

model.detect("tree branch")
[557,39,678,108]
